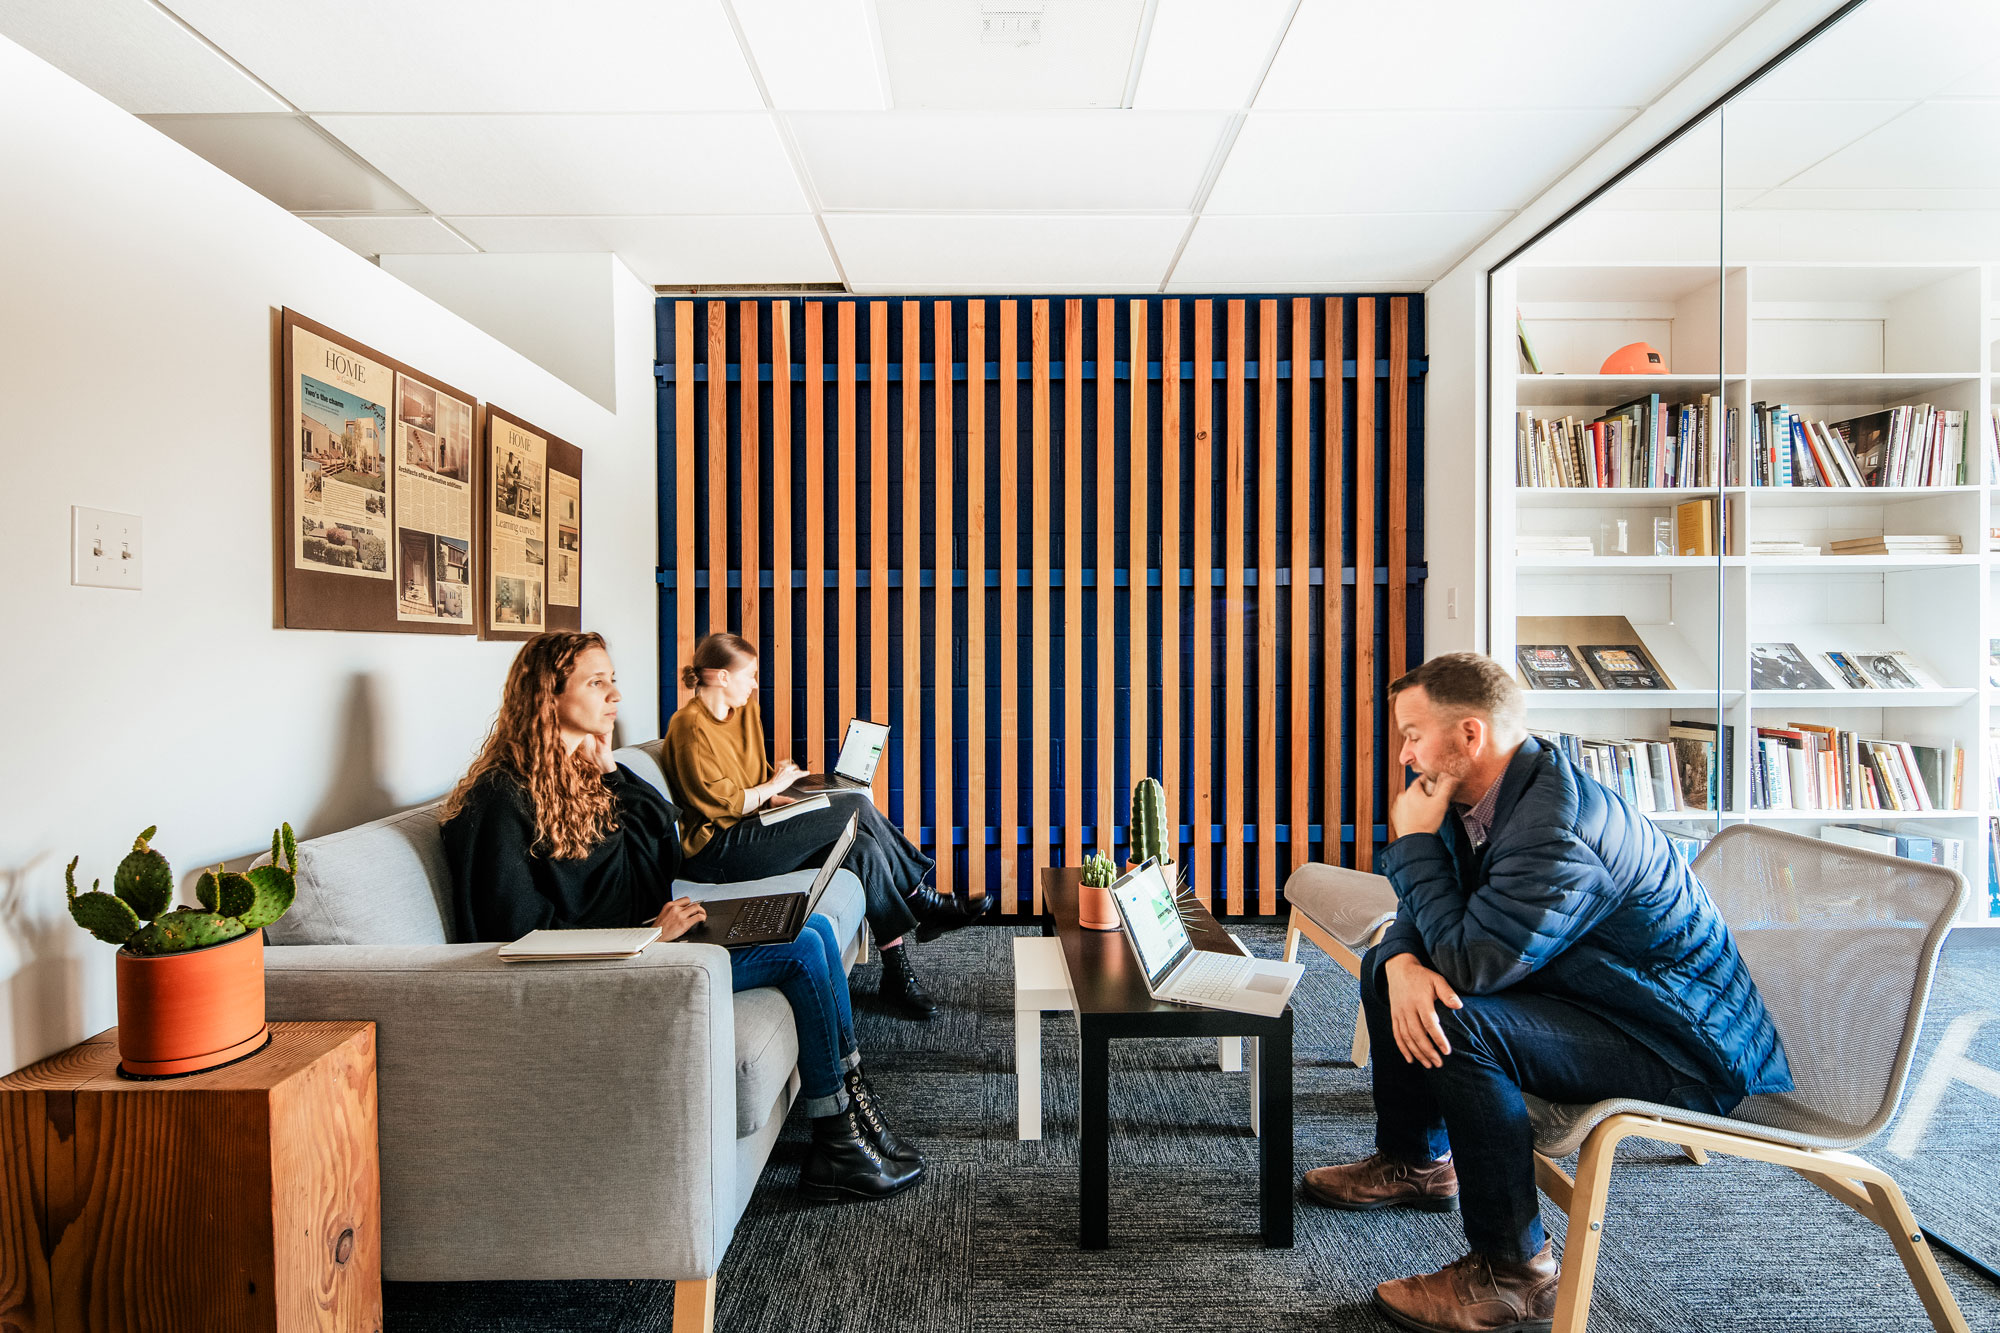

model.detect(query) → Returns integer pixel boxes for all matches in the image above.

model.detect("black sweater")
[441,765,683,943]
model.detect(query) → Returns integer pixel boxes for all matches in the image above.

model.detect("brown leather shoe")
[1374,1243,1559,1333]
[1301,1152,1458,1212]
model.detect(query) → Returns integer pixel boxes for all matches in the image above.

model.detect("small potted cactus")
[1129,776,1174,871]
[67,824,298,1077]
[1078,850,1121,931]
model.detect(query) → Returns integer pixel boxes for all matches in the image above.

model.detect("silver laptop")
[1108,859,1304,1017]
[793,718,890,793]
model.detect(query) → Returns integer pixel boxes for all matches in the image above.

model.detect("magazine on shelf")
[1517,644,1592,690]
[1818,650,1875,691]
[1851,650,1936,691]
[1750,643,1831,691]
[1580,644,1673,691]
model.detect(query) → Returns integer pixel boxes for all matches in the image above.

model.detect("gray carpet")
[386,925,2000,1331]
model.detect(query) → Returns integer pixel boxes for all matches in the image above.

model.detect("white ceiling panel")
[790,111,1228,212]
[1131,0,1294,110]
[1617,101,1916,190]
[1742,0,2000,102]
[1207,108,1632,215]
[166,0,762,112]
[733,0,886,110]
[1938,53,2000,97]
[314,114,809,215]
[447,215,838,285]
[141,114,421,212]
[0,0,286,113]
[302,215,476,260]
[1788,100,2000,190]
[874,0,1144,109]
[1255,1,1760,110]
[824,213,1187,291]
[1747,187,2000,211]
[1597,188,1764,211]
[1171,212,1509,288]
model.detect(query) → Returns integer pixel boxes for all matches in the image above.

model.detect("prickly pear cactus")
[127,909,247,957]
[1081,852,1118,888]
[239,863,296,930]
[196,866,257,918]
[66,856,141,945]
[1129,776,1172,866]
[113,825,174,919]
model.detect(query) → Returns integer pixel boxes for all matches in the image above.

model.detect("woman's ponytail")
[683,632,757,694]
[680,663,702,691]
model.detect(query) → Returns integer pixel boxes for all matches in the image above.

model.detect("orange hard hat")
[1600,342,1667,374]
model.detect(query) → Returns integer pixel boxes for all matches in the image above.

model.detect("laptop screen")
[834,719,890,782]
[806,814,859,912]
[1112,860,1192,984]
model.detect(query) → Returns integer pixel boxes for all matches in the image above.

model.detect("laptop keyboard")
[726,895,793,940]
[1172,949,1255,1003]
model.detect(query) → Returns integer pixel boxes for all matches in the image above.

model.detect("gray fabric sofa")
[255,739,864,1326]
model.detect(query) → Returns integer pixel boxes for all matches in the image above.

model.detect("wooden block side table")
[0,1020,382,1333]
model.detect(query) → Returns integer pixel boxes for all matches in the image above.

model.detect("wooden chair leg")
[1283,921,1302,963]
[1860,1176,1973,1333]
[1550,1126,1620,1333]
[1683,1145,1708,1166]
[1348,1008,1371,1067]
[673,1276,717,1333]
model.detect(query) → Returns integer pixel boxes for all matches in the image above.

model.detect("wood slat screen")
[657,296,1424,916]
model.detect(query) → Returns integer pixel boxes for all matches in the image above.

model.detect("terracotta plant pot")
[1078,883,1121,931]
[114,929,268,1077]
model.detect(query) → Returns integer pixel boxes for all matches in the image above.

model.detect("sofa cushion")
[731,987,800,1135]
[259,804,454,947]
[612,740,677,808]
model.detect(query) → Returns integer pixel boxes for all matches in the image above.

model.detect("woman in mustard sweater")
[663,632,990,1020]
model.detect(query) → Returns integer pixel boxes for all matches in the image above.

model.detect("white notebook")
[497,926,661,962]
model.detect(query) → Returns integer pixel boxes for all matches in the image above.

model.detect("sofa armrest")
[265,942,737,1282]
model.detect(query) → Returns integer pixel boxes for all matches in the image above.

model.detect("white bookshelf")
[1493,261,1998,922]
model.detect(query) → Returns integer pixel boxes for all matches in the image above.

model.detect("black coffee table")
[1040,867,1295,1249]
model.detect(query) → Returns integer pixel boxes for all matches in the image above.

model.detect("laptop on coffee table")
[1109,859,1303,1017]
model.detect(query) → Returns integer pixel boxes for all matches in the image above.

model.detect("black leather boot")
[846,1067,925,1168]
[908,884,995,941]
[877,943,937,1020]
[801,1106,923,1202]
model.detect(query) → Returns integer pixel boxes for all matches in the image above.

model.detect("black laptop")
[681,813,857,950]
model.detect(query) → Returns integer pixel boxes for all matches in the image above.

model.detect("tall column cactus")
[1129,776,1172,866]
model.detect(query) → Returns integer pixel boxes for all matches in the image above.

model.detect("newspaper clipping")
[393,373,475,624]
[293,326,392,579]
[549,469,581,608]
[489,416,547,632]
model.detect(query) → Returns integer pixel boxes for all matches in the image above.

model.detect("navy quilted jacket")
[1377,737,1793,1097]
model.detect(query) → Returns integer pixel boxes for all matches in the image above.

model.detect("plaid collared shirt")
[1456,775,1504,849]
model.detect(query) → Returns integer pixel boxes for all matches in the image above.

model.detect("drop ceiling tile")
[1788,100,2000,190]
[141,114,420,212]
[302,215,476,260]
[0,0,286,113]
[1745,187,2000,211]
[1206,109,1632,215]
[873,0,1145,109]
[791,111,1227,212]
[824,213,1187,291]
[1619,101,1916,190]
[1130,0,1293,110]
[733,0,887,109]
[167,0,761,112]
[1256,1,1758,110]
[1741,0,2000,102]
[314,114,809,215]
[1170,212,1508,288]
[447,215,838,285]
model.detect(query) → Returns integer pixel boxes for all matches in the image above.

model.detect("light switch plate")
[73,506,143,590]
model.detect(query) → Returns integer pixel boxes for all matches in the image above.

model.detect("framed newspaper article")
[279,309,477,635]
[481,404,581,641]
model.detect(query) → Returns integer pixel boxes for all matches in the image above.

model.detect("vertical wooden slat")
[1255,300,1279,915]
[1321,299,1344,868]
[805,303,827,773]
[965,302,988,902]
[1096,299,1117,860]
[1288,299,1310,877]
[707,303,730,639]
[837,303,859,759]
[771,303,793,758]
[1063,301,1084,875]
[1354,299,1378,873]
[1389,298,1410,687]
[1223,301,1247,916]
[1129,300,1150,796]
[998,301,1020,914]
[738,302,760,655]
[675,302,696,709]
[902,302,924,847]
[870,303,891,808]
[1160,303,1180,866]
[931,303,955,896]
[1031,299,1053,915]
[1191,301,1214,909]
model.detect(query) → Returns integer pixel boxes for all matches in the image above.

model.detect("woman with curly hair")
[441,630,921,1202]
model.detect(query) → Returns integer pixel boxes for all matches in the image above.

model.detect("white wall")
[0,36,660,1073]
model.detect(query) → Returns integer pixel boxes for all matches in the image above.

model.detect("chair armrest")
[265,942,737,1282]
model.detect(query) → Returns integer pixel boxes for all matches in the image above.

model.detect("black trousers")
[682,793,933,945]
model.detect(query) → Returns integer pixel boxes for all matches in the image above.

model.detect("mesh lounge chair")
[1526,824,1972,1333]
[1281,863,1400,1065]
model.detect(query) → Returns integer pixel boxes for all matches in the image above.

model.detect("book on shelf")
[1673,497,1718,557]
[1529,727,1694,815]
[1750,403,1967,488]
[1826,534,1961,555]
[1516,311,1542,374]
[1751,643,1833,691]
[1515,533,1595,557]
[1515,394,1734,489]
[1821,823,1963,872]
[1516,644,1592,690]
[1749,540,1820,557]
[1751,643,1940,692]
[1666,719,1733,811]
[1749,725,1958,812]
[1579,643,1673,690]
[1515,616,1674,691]
[1988,639,2000,690]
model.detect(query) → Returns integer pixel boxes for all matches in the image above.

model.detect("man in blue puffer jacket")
[1304,653,1791,1333]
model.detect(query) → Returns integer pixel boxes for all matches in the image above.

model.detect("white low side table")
[1013,934,1076,1140]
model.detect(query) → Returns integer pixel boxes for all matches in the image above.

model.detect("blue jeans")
[730,914,859,1118]
[1361,944,1737,1263]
